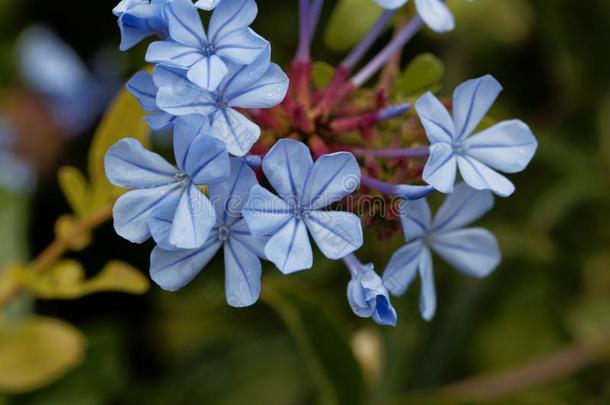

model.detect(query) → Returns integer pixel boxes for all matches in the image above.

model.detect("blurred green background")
[1,0,609,404]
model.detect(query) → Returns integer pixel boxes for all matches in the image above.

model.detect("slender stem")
[361,174,432,200]
[342,10,397,70]
[351,16,423,88]
[296,0,324,61]
[352,146,429,159]
[432,341,599,401]
[342,253,362,278]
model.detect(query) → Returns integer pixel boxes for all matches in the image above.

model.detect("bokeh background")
[1,0,609,404]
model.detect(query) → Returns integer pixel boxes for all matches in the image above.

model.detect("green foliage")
[324,0,384,51]
[264,283,366,405]
[393,53,445,98]
[312,61,335,88]
[0,317,85,394]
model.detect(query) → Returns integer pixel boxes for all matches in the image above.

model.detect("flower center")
[215,95,228,109]
[174,171,189,182]
[451,141,469,155]
[217,225,230,242]
[202,43,216,57]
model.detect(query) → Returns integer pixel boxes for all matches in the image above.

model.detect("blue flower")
[156,46,289,156]
[195,0,222,10]
[150,158,267,307]
[373,0,456,32]
[113,0,170,51]
[382,183,500,320]
[242,139,363,274]
[416,75,538,197]
[345,255,397,327]
[146,0,268,91]
[105,124,230,249]
[0,117,36,194]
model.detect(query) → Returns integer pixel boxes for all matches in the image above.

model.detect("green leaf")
[0,189,28,267]
[25,260,149,299]
[263,284,365,405]
[88,87,150,202]
[0,317,85,394]
[394,53,445,98]
[324,0,384,51]
[312,61,336,89]
[58,167,89,218]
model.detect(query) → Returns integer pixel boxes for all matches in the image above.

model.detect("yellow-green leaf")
[312,61,335,89]
[324,0,384,51]
[55,215,92,251]
[0,317,85,393]
[394,53,445,98]
[88,87,150,198]
[58,166,90,218]
[26,260,149,299]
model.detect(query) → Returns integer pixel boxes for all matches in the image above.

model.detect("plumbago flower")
[372,0,456,32]
[113,0,171,51]
[383,183,500,320]
[156,46,289,156]
[105,123,229,249]
[150,158,267,307]
[416,75,538,197]
[195,0,222,10]
[146,0,268,91]
[345,254,397,326]
[242,139,363,274]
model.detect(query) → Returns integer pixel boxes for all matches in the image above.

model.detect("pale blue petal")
[304,211,363,259]
[399,198,432,240]
[418,248,436,321]
[214,28,268,65]
[430,228,501,278]
[457,155,515,197]
[208,0,258,43]
[431,183,494,232]
[149,236,222,291]
[262,139,313,202]
[183,135,229,185]
[156,84,218,116]
[347,279,374,317]
[208,158,258,225]
[211,108,260,156]
[172,115,211,171]
[153,64,193,88]
[227,63,288,108]
[168,183,216,249]
[265,218,313,274]
[422,143,457,193]
[372,0,408,9]
[146,113,176,130]
[148,191,182,251]
[221,45,271,95]
[127,71,158,112]
[113,183,182,243]
[301,152,360,209]
[105,138,177,189]
[187,55,228,91]
[414,0,455,33]
[382,241,425,296]
[230,219,267,259]
[464,119,538,174]
[242,184,293,237]
[415,92,455,143]
[164,0,207,46]
[452,75,503,140]
[195,0,222,11]
[146,41,202,67]
[224,236,262,307]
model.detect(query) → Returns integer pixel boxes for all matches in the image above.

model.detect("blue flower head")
[383,183,500,321]
[105,123,230,250]
[243,139,364,274]
[156,46,289,156]
[416,75,538,197]
[345,255,397,327]
[146,0,268,91]
[114,0,171,51]
[150,158,267,307]
[373,0,457,32]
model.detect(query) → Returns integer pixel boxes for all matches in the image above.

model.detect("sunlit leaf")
[25,260,149,299]
[324,0,384,51]
[58,167,89,218]
[394,53,445,97]
[312,61,335,89]
[263,283,365,405]
[0,316,85,394]
[55,215,92,252]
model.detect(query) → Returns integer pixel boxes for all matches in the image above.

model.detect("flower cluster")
[107,0,538,326]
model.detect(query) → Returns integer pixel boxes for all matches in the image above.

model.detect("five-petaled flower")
[372,0,457,33]
[243,139,364,274]
[150,158,268,307]
[105,123,230,250]
[383,183,500,320]
[146,0,268,91]
[113,0,171,51]
[345,255,398,327]
[156,46,289,156]
[416,75,538,197]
